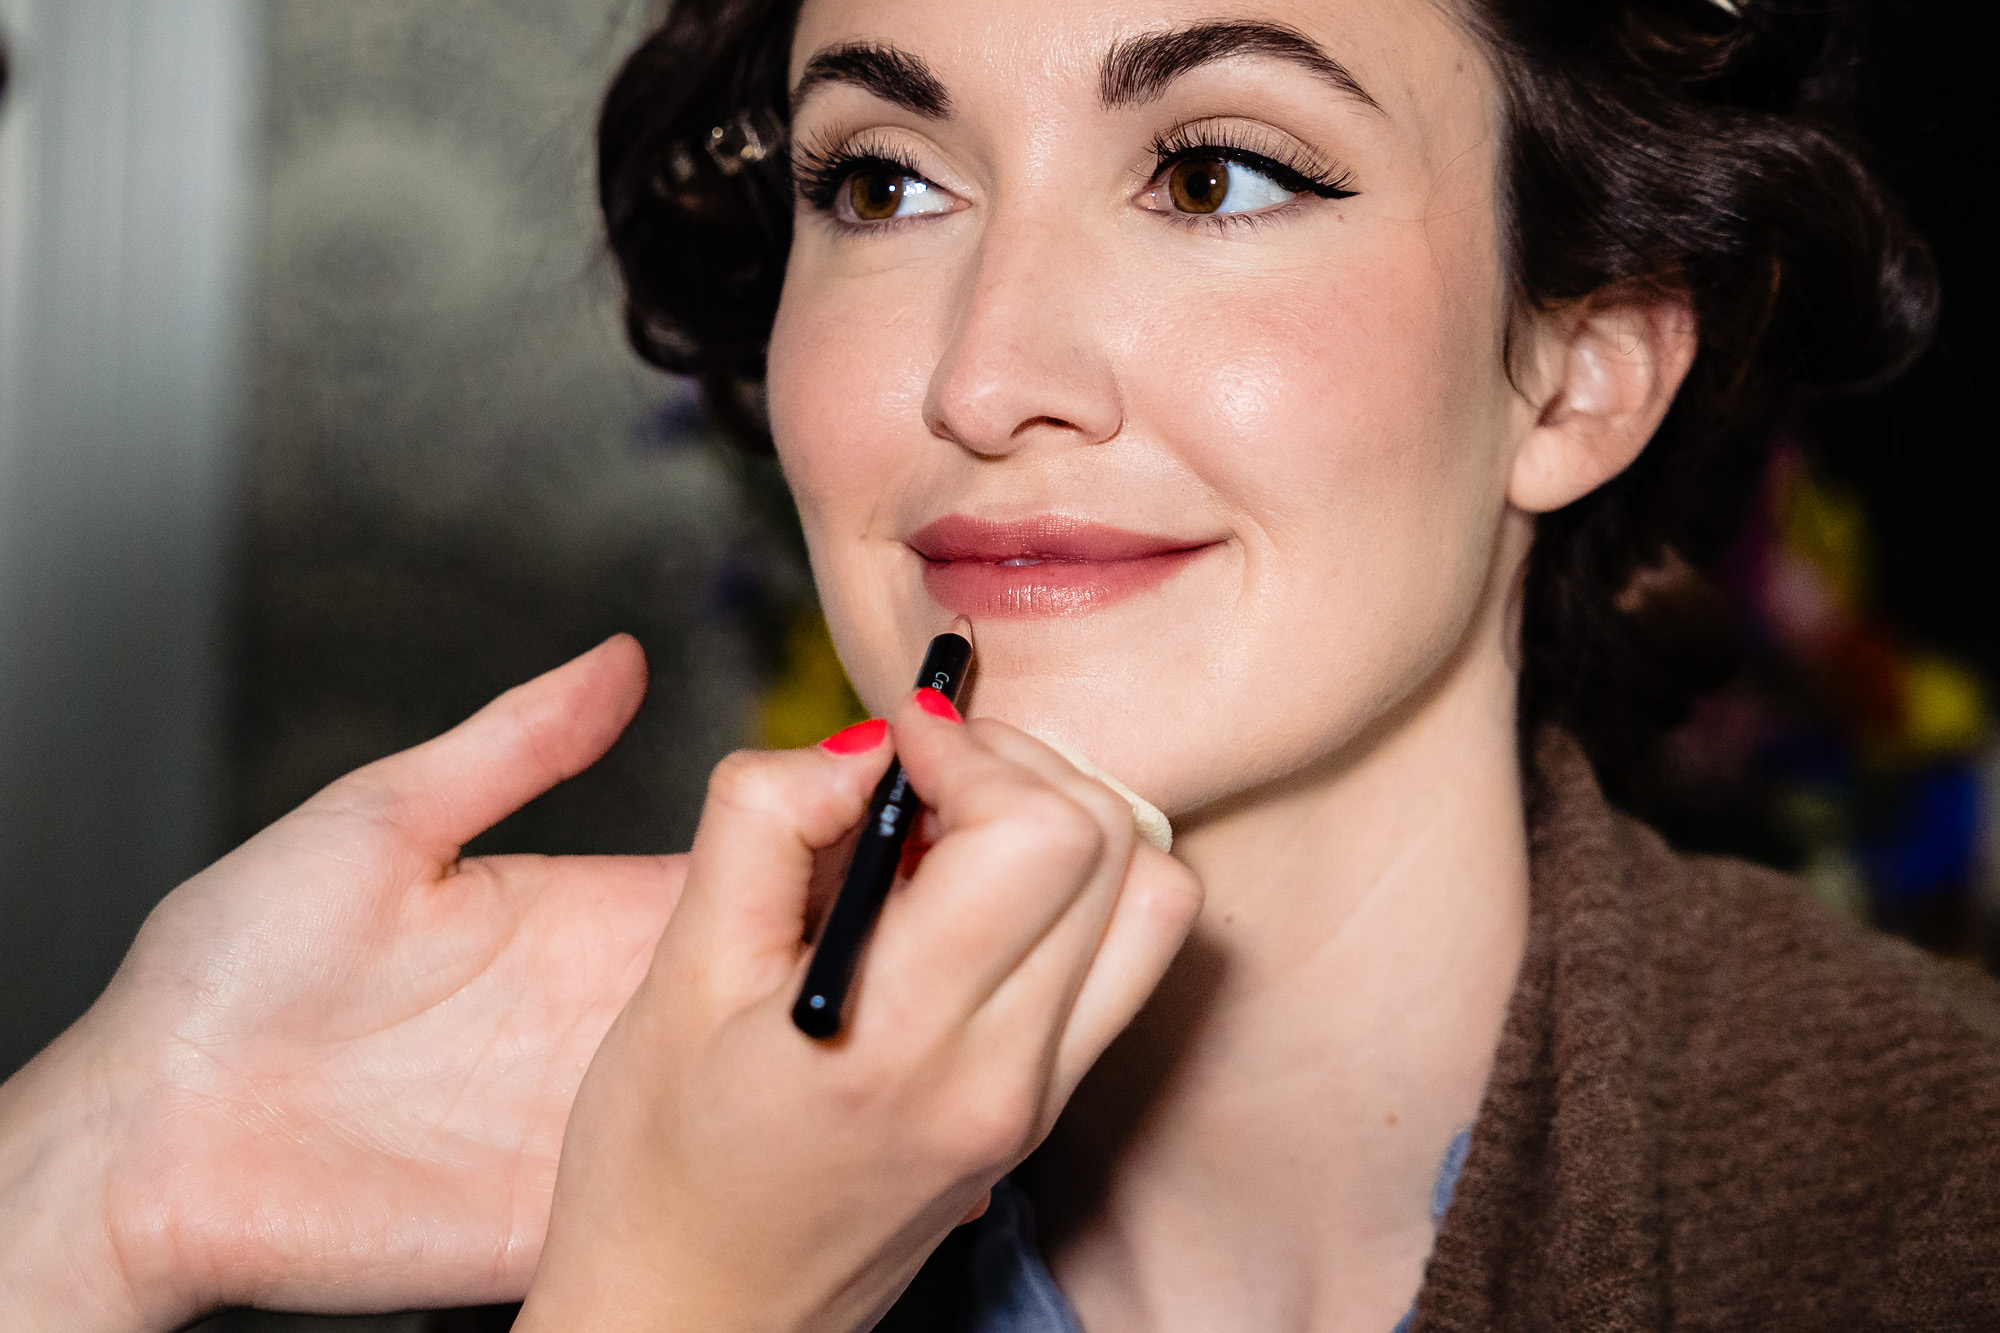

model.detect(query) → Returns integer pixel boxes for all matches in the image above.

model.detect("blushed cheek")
[1125,250,1499,543]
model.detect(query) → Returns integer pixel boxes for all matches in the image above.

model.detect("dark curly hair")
[595,0,1936,798]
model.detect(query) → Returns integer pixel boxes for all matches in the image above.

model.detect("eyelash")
[793,135,925,215]
[1148,124,1357,202]
[791,127,1359,228]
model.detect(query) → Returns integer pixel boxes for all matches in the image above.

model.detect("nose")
[923,211,1123,459]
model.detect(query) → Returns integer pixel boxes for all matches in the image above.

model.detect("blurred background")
[0,0,1993,1328]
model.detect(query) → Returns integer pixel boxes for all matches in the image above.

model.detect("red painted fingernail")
[914,688,962,723]
[818,718,888,755]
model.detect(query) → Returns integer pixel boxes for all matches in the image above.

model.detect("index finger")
[856,695,1121,1028]
[662,738,898,1003]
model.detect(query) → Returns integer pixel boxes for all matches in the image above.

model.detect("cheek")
[767,240,943,704]
[1102,220,1519,800]
[769,246,926,532]
[1124,224,1512,583]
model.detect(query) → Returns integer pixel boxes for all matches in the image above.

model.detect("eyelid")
[1145,117,1357,200]
[791,126,968,216]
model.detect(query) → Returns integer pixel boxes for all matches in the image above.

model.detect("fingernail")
[818,718,888,755]
[914,688,962,723]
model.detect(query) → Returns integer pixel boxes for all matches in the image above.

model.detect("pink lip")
[909,515,1218,618]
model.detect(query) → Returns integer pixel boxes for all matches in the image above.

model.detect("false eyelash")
[1147,123,1358,201]
[792,135,930,212]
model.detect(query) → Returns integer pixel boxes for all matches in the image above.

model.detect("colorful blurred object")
[1669,435,1997,964]
[757,608,869,751]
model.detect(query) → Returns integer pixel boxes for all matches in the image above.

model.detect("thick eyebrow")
[791,42,952,119]
[1100,21,1383,114]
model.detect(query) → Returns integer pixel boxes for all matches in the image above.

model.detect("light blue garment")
[964,1127,1472,1333]
[964,1177,1087,1333]
[1390,1125,1473,1333]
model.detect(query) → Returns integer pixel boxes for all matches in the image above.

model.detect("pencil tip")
[950,615,974,645]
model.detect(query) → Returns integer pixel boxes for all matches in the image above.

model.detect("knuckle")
[1012,788,1106,866]
[1071,782,1136,847]
[1153,861,1206,929]
[942,1075,1042,1168]
[964,717,1019,748]
[823,1053,901,1121]
[704,748,788,813]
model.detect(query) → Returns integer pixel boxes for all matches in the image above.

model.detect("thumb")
[307,634,649,862]
[664,727,895,1000]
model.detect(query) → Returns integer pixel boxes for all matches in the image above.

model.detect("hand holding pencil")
[517,631,1201,1331]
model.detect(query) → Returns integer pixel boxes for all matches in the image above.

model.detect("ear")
[1508,295,1698,514]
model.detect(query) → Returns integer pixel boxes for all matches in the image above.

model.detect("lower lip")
[920,548,1211,618]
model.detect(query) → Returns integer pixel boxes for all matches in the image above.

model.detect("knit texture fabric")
[1412,730,2000,1330]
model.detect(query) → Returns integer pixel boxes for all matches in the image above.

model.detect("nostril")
[1015,414,1077,435]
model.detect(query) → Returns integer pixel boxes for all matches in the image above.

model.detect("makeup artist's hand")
[517,689,1203,1332]
[0,637,684,1332]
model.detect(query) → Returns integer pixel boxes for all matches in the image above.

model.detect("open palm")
[20,637,685,1327]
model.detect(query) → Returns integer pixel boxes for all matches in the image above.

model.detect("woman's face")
[768,0,1534,816]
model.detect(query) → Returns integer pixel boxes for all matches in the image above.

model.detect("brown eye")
[848,169,906,221]
[1167,155,1231,214]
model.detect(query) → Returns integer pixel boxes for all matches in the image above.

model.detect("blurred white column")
[0,0,256,1074]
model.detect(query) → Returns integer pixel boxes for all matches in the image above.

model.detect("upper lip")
[909,515,1215,563]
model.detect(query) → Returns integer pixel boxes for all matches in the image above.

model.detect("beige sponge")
[1031,734,1174,853]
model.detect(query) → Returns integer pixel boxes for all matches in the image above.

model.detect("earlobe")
[1507,298,1698,514]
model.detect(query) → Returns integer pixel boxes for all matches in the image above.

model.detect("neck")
[1033,612,1531,1332]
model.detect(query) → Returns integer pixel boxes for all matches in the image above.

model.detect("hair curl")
[595,0,1936,798]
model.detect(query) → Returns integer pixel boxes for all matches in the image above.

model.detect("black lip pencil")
[793,620,974,1039]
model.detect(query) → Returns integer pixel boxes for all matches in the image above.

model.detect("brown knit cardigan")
[1410,731,2000,1330]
